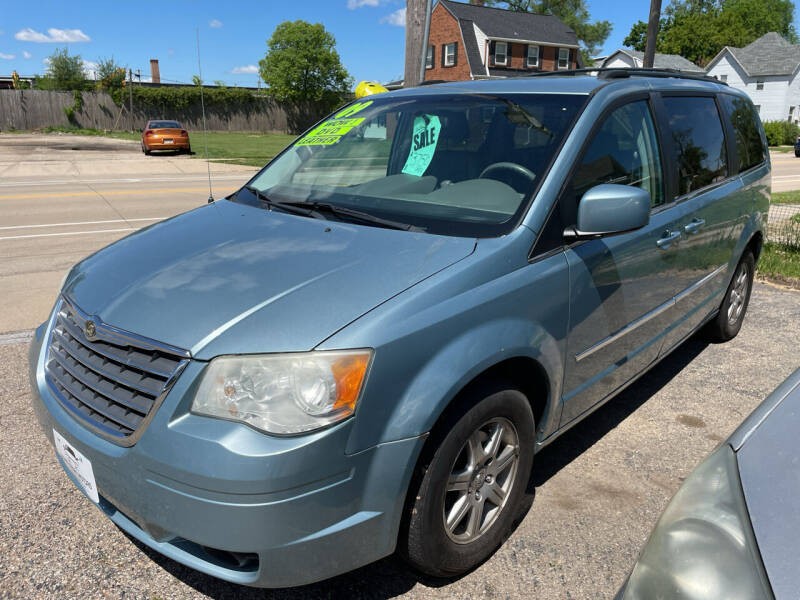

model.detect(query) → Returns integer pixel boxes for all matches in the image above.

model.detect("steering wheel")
[479,162,536,184]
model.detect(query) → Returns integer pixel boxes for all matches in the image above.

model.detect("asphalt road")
[768,149,800,192]
[1,134,800,600]
[0,133,257,334]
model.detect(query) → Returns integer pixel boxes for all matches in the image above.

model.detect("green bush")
[131,86,258,111]
[762,120,800,146]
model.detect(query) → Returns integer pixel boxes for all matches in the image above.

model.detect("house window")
[558,48,570,69]
[756,80,764,90]
[527,45,539,67]
[426,45,434,69]
[494,41,508,66]
[719,74,728,82]
[444,43,456,67]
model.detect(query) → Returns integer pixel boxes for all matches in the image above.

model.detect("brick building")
[424,0,582,83]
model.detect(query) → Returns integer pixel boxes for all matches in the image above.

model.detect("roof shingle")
[721,32,800,77]
[439,0,579,47]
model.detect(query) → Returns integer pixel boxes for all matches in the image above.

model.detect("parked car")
[794,134,800,157]
[617,367,800,600]
[29,70,769,588]
[141,120,190,155]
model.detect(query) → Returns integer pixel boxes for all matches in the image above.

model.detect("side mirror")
[563,184,651,242]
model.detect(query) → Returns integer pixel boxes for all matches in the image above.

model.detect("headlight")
[191,350,372,435]
[621,444,772,600]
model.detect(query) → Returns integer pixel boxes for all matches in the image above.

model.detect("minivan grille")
[44,298,188,441]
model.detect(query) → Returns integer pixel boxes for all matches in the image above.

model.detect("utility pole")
[128,68,134,131]
[418,0,433,85]
[643,0,662,68]
[404,0,428,87]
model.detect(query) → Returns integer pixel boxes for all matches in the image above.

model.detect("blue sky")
[1,0,798,86]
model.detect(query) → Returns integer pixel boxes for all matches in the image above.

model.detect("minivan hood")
[65,199,475,358]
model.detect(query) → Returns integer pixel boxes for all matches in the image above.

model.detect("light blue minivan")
[29,69,769,587]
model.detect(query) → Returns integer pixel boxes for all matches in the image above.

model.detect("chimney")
[470,0,485,5]
[149,59,161,85]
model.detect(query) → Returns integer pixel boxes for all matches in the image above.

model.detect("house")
[424,0,582,83]
[705,32,800,122]
[601,49,703,73]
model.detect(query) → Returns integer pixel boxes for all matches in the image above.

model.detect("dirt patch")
[756,274,800,290]
[676,414,706,428]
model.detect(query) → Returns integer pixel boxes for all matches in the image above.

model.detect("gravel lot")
[2,282,798,600]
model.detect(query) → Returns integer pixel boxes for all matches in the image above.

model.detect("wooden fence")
[0,89,329,134]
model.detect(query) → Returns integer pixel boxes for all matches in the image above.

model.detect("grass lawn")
[7,126,141,141]
[5,126,296,166]
[772,190,800,205]
[758,243,800,283]
[192,132,297,166]
[771,145,795,153]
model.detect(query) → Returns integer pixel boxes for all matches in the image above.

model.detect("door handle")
[656,230,681,250]
[684,218,705,235]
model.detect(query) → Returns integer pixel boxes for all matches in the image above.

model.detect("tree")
[624,0,797,66]
[485,0,612,60]
[622,20,650,51]
[259,20,351,105]
[192,74,203,86]
[95,57,127,105]
[38,48,86,90]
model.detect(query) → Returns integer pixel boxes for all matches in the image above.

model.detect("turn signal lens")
[331,353,370,411]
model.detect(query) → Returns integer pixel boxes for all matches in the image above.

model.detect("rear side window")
[720,95,766,172]
[662,97,728,196]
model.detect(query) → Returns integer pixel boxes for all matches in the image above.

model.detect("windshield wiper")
[243,186,327,220]
[279,200,424,232]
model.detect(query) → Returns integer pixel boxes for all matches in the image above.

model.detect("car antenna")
[196,27,214,203]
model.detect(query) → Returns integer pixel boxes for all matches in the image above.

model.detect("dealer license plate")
[53,429,99,503]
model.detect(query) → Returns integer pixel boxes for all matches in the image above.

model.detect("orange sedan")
[141,120,191,155]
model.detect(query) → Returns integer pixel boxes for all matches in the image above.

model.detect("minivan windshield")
[243,93,587,237]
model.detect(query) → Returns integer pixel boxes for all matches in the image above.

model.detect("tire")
[143,145,151,156]
[702,249,755,342]
[795,150,800,157]
[399,381,535,578]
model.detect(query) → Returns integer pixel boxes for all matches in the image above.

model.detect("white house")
[601,49,704,73]
[705,32,800,122]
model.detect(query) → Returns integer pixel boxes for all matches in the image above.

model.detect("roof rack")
[521,67,726,86]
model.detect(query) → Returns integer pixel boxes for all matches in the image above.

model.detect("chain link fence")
[768,202,800,250]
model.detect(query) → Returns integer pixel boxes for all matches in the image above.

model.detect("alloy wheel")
[443,417,520,544]
[727,262,750,326]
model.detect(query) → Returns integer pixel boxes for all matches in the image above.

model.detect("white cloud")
[209,19,223,28]
[232,64,258,74]
[0,52,15,59]
[348,0,381,7]
[23,51,32,59]
[15,27,91,43]
[380,8,406,26]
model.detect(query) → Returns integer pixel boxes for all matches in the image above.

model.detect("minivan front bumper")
[28,324,424,588]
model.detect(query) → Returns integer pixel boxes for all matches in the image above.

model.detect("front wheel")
[400,381,535,577]
[702,249,754,342]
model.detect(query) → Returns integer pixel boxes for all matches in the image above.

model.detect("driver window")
[567,100,664,215]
